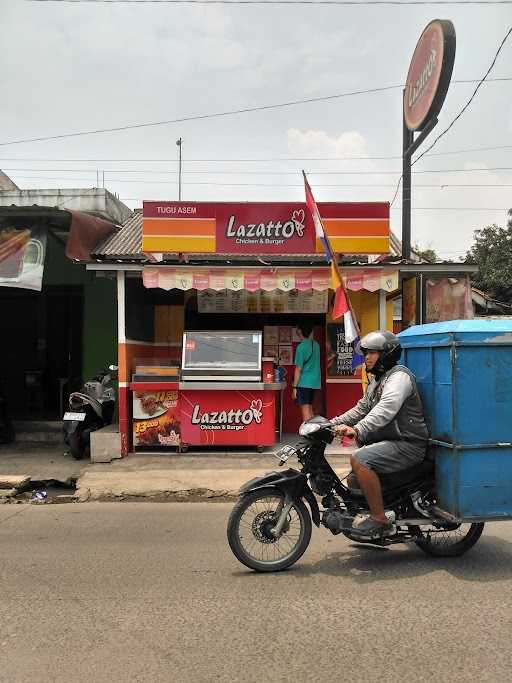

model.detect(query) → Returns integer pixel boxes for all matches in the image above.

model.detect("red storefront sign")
[404,19,456,132]
[216,203,314,254]
[180,390,276,446]
[142,200,390,255]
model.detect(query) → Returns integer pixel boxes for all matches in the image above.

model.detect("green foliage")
[465,210,512,301]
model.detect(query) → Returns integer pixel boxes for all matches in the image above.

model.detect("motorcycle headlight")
[299,422,322,437]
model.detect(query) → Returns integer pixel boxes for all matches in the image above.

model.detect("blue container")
[433,443,512,520]
[400,320,512,520]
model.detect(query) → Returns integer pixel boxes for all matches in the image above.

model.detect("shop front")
[96,198,397,455]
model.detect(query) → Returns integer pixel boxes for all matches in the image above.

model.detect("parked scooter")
[227,416,484,572]
[63,365,118,460]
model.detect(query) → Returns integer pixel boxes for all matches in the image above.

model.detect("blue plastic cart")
[400,320,512,521]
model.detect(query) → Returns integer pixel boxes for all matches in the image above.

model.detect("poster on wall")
[263,344,278,360]
[133,389,181,448]
[0,225,47,292]
[264,326,278,344]
[425,277,473,323]
[197,289,328,314]
[402,277,417,328]
[278,326,292,344]
[326,323,354,377]
[278,345,293,366]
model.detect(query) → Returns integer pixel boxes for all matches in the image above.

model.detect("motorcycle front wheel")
[227,487,312,572]
[68,432,88,460]
[413,521,484,557]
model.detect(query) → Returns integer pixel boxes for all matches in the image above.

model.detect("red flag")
[332,285,349,320]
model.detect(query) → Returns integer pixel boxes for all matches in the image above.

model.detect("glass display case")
[131,358,180,382]
[181,330,262,381]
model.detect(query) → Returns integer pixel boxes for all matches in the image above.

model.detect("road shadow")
[230,533,512,583]
[289,534,512,584]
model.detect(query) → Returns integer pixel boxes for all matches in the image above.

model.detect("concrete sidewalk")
[0,441,352,502]
[0,442,85,482]
[77,451,352,502]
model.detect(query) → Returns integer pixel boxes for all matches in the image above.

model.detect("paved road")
[1,503,512,682]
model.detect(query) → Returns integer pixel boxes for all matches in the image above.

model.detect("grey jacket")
[331,365,429,447]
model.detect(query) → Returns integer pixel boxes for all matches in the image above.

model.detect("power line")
[9,173,512,189]
[0,84,403,147]
[0,77,510,148]
[2,141,512,163]
[9,173,512,194]
[5,166,512,175]
[27,0,512,5]
[390,206,510,210]
[390,27,512,207]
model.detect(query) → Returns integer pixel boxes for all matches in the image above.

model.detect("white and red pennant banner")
[142,267,398,293]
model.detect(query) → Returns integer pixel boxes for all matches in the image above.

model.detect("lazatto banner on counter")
[180,390,276,447]
[142,201,390,255]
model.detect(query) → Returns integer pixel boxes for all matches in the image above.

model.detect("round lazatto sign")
[404,19,456,132]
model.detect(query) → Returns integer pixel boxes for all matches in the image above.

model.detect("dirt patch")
[8,478,78,505]
[91,490,239,503]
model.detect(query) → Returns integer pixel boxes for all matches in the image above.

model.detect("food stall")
[129,331,285,451]
[100,199,402,456]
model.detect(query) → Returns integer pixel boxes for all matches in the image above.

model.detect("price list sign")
[326,323,354,377]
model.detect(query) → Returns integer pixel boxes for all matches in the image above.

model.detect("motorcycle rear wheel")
[227,488,312,572]
[413,522,484,557]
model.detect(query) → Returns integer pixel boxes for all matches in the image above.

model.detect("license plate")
[63,412,86,421]
[275,445,296,462]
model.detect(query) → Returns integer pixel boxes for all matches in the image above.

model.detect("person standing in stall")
[292,323,321,421]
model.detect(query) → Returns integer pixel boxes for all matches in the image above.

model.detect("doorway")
[0,286,83,419]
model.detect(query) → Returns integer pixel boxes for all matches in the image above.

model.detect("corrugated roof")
[92,209,144,259]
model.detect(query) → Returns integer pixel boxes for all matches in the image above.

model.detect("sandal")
[350,517,393,538]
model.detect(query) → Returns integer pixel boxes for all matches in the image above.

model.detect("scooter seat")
[378,458,434,491]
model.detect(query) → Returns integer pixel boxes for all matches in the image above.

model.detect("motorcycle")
[63,365,118,460]
[227,416,484,572]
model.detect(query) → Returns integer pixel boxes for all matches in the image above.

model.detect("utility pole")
[176,138,182,200]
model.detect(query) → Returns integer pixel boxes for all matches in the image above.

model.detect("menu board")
[326,323,354,377]
[198,289,327,314]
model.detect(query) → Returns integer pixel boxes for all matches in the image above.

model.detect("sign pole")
[402,113,438,261]
[402,92,414,261]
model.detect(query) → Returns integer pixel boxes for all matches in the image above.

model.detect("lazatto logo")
[191,400,263,431]
[225,209,305,247]
[407,45,437,110]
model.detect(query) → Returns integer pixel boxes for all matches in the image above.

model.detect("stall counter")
[130,380,286,451]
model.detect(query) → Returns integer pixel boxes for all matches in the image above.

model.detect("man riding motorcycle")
[332,330,429,538]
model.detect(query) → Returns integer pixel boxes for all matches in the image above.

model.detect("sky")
[1,0,512,261]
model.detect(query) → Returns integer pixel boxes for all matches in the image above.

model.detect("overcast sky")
[2,0,512,259]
